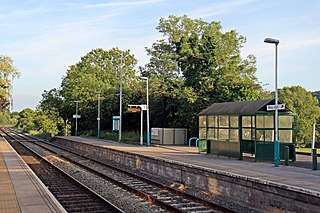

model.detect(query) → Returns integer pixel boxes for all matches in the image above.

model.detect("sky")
[1,0,319,112]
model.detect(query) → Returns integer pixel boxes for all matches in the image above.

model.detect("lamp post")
[264,37,280,167]
[119,53,123,142]
[141,77,150,146]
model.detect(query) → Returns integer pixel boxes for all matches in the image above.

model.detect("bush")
[81,129,141,144]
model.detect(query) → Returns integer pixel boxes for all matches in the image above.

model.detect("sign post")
[267,103,285,167]
[128,104,147,145]
[73,101,80,136]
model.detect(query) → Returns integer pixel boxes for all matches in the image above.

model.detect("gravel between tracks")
[25,142,167,213]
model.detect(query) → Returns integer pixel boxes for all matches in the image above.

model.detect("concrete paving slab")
[0,138,66,213]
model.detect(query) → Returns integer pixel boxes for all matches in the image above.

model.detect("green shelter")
[198,99,296,161]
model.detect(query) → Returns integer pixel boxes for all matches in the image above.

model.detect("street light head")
[264,38,279,45]
[140,76,148,80]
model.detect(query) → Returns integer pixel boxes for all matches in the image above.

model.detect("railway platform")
[55,136,320,193]
[0,137,66,213]
[53,136,320,212]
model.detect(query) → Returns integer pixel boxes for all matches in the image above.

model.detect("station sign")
[267,104,285,111]
[128,107,141,113]
[128,104,147,111]
[73,114,81,118]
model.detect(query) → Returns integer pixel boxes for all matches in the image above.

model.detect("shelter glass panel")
[256,130,264,141]
[256,115,264,128]
[279,130,292,142]
[219,129,229,141]
[252,116,255,127]
[230,129,239,142]
[230,116,238,128]
[279,116,292,128]
[251,129,256,140]
[199,116,206,127]
[199,128,206,139]
[208,128,218,140]
[242,116,252,127]
[242,128,252,140]
[208,116,218,127]
[265,116,274,128]
[265,130,274,142]
[219,115,229,128]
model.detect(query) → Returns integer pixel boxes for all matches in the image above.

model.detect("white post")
[146,78,150,146]
[264,37,280,167]
[140,108,143,145]
[141,76,150,146]
[75,101,79,136]
[119,53,123,142]
[312,123,316,149]
[275,42,279,167]
[97,92,101,139]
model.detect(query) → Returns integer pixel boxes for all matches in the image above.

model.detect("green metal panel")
[229,142,241,158]
[279,143,295,160]
[218,142,229,156]
[256,142,274,161]
[206,140,211,154]
[241,140,255,154]
[198,139,207,153]
[210,140,219,155]
[256,142,296,161]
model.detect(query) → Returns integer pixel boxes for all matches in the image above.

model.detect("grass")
[82,130,141,145]
[296,148,319,154]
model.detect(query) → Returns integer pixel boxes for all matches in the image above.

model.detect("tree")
[0,55,20,109]
[279,86,320,146]
[0,110,19,126]
[60,48,139,134]
[141,15,264,135]
[37,88,66,135]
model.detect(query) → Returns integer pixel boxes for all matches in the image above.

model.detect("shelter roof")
[198,99,292,115]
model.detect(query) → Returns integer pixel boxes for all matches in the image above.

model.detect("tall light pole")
[96,91,101,139]
[74,101,80,136]
[264,37,280,167]
[119,53,123,142]
[141,77,150,146]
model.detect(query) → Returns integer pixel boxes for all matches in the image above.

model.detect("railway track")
[1,128,235,213]
[0,128,123,213]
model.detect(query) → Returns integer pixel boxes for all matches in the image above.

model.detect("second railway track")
[1,127,235,213]
[0,128,123,213]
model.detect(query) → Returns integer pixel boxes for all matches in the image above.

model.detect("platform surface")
[58,136,320,196]
[0,137,66,213]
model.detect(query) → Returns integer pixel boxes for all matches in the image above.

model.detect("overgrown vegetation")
[1,15,320,146]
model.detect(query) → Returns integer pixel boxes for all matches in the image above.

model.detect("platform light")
[264,37,280,167]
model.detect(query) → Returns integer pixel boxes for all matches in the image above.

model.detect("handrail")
[188,137,199,147]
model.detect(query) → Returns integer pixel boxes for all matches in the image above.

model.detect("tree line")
[1,15,320,147]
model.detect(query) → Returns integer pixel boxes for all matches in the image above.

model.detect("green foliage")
[59,47,142,135]
[30,15,319,147]
[141,15,264,135]
[82,130,140,144]
[16,108,59,134]
[37,88,66,135]
[0,55,20,110]
[279,86,320,145]
[0,109,19,126]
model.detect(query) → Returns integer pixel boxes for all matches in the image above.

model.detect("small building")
[198,99,295,161]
